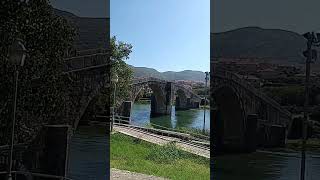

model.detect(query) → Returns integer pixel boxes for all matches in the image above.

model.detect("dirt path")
[111,168,169,180]
[113,125,210,158]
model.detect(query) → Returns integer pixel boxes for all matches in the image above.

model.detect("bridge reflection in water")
[130,103,210,130]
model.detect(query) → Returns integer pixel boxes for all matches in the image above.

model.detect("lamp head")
[8,39,26,67]
[111,73,119,83]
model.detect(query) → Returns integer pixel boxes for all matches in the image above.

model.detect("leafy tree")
[262,86,304,106]
[110,36,133,106]
[0,0,76,144]
[93,36,133,115]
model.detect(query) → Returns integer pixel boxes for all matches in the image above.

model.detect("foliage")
[262,86,305,106]
[194,87,209,97]
[262,85,320,106]
[0,0,76,144]
[286,139,320,152]
[176,127,210,137]
[110,36,133,106]
[145,141,189,164]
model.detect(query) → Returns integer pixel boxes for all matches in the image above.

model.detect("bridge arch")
[72,75,107,130]
[175,88,189,111]
[213,85,247,151]
[131,81,171,117]
[130,78,202,118]
[211,68,293,153]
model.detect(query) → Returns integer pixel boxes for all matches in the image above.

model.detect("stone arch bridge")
[211,67,293,153]
[26,48,110,131]
[0,49,110,178]
[62,49,110,130]
[129,77,203,117]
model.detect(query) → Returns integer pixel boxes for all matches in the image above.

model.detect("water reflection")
[214,151,320,180]
[67,126,108,180]
[131,103,210,130]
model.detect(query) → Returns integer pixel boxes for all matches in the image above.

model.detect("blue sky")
[111,0,210,72]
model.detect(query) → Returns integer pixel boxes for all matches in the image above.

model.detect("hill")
[211,27,307,64]
[131,66,206,82]
[53,9,109,50]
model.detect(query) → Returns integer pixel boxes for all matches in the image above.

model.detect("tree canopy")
[110,36,133,106]
[0,0,76,144]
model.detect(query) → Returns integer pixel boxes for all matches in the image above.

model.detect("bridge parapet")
[174,84,203,101]
[212,67,294,153]
[63,49,109,73]
[132,77,168,85]
[213,68,292,121]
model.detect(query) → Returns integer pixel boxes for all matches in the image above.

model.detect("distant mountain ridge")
[211,27,307,64]
[53,9,109,50]
[131,66,206,82]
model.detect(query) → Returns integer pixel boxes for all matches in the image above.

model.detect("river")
[65,104,320,180]
[213,151,320,180]
[67,125,109,180]
[130,103,210,130]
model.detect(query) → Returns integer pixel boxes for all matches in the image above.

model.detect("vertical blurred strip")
[210,0,214,179]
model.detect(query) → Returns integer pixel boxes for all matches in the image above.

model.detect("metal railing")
[112,119,210,151]
[111,115,210,141]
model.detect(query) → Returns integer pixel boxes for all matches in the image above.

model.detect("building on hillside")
[258,68,285,80]
[239,75,261,87]
[276,65,301,76]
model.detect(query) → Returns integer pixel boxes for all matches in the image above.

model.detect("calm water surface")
[131,103,210,130]
[65,105,320,180]
[214,151,320,180]
[67,126,108,180]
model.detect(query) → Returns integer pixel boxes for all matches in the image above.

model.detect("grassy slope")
[286,139,320,153]
[110,133,210,180]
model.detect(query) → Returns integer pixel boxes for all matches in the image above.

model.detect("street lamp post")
[111,74,118,132]
[300,32,319,180]
[203,72,209,133]
[7,39,27,180]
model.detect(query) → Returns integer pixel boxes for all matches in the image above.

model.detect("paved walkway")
[113,125,210,158]
[111,168,168,180]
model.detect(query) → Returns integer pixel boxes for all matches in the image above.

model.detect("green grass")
[261,139,320,153]
[176,127,210,137]
[135,100,151,104]
[286,139,320,152]
[199,105,210,109]
[111,133,210,180]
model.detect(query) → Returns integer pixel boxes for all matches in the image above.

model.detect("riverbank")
[199,105,210,109]
[135,100,151,104]
[110,133,210,180]
[258,138,320,153]
[286,139,320,152]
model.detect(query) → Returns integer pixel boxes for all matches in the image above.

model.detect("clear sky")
[111,0,210,72]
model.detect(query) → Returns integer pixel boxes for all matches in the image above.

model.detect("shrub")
[146,142,187,164]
